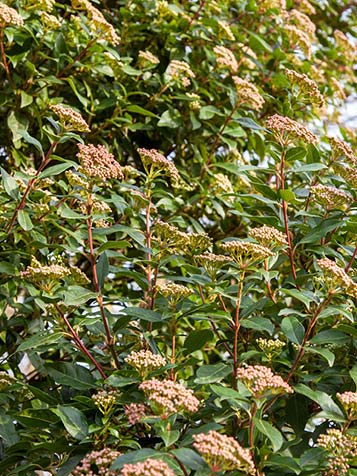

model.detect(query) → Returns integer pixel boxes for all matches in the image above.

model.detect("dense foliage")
[0,0,356,475]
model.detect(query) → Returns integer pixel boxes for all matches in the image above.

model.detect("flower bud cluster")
[138,50,160,66]
[192,430,255,474]
[233,77,265,111]
[249,225,287,247]
[77,144,123,181]
[125,349,166,377]
[124,403,147,425]
[329,137,356,165]
[284,69,324,107]
[334,30,355,62]
[213,46,238,73]
[220,241,274,267]
[70,447,121,476]
[266,114,318,145]
[0,4,24,27]
[237,365,293,398]
[317,429,357,475]
[155,220,211,254]
[286,9,315,37]
[256,338,285,359]
[156,282,192,301]
[50,105,90,132]
[66,170,90,188]
[21,258,90,284]
[72,0,120,45]
[333,164,357,188]
[284,25,312,59]
[217,20,235,41]
[137,148,179,182]
[139,378,200,416]
[213,173,235,201]
[26,0,56,11]
[330,78,346,100]
[167,60,195,87]
[92,389,118,414]
[40,12,61,29]
[337,391,357,418]
[317,258,357,297]
[258,0,286,12]
[195,253,232,278]
[121,458,174,476]
[0,372,15,391]
[310,184,352,209]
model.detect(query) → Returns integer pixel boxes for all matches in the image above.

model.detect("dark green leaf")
[53,406,88,440]
[194,363,231,384]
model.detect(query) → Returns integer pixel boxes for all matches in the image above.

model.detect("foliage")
[0,0,356,475]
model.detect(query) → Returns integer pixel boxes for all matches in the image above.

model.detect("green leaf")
[62,286,97,306]
[96,252,109,289]
[157,109,181,128]
[170,448,206,470]
[194,363,231,384]
[199,106,221,120]
[47,364,95,390]
[265,454,301,474]
[53,406,88,440]
[281,316,305,344]
[18,130,44,155]
[236,117,266,131]
[184,329,214,353]
[122,307,163,322]
[1,167,19,199]
[97,240,131,252]
[294,384,345,419]
[18,210,33,231]
[255,419,283,451]
[17,332,64,352]
[282,288,316,308]
[39,161,77,179]
[126,105,158,118]
[306,347,335,367]
[298,218,344,244]
[240,317,274,335]
[278,188,296,202]
[286,147,306,162]
[350,366,357,388]
[20,90,33,108]
[0,411,19,447]
[0,261,17,275]
[310,329,349,345]
[112,449,160,469]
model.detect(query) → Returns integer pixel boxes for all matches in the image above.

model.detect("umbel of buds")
[249,225,287,247]
[92,389,117,414]
[0,4,24,27]
[220,241,274,268]
[266,114,318,145]
[310,184,352,209]
[317,428,357,476]
[236,365,293,398]
[50,104,90,132]
[120,458,174,476]
[336,391,357,419]
[125,349,166,378]
[317,258,357,298]
[77,143,123,181]
[193,430,255,474]
[70,447,121,476]
[139,378,200,416]
[137,148,179,182]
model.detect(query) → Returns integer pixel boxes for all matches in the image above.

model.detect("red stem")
[6,140,59,234]
[233,271,245,389]
[0,28,15,89]
[345,245,357,272]
[55,304,107,379]
[86,195,119,368]
[56,38,96,79]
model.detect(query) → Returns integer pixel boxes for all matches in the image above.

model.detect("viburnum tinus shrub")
[0,0,356,475]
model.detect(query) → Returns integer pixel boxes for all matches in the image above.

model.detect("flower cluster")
[120,458,174,476]
[192,430,255,474]
[284,68,324,107]
[317,429,357,475]
[237,43,257,69]
[266,114,318,145]
[258,0,286,12]
[77,144,123,181]
[155,220,211,255]
[285,24,312,59]
[299,0,316,15]
[220,241,274,267]
[334,29,355,62]
[217,20,235,41]
[167,60,195,87]
[72,0,120,45]
[287,9,316,38]
[0,372,15,391]
[337,391,357,418]
[92,389,117,414]
[70,447,121,476]
[26,0,56,11]
[213,173,235,201]
[236,365,293,398]
[125,350,166,377]
[21,259,89,284]
[41,12,61,29]
[310,184,352,209]
[50,104,90,132]
[139,378,200,416]
[0,4,24,27]
[195,253,232,278]
[213,46,238,73]
[124,403,147,425]
[317,258,357,297]
[256,338,285,359]
[186,92,201,111]
[333,164,357,189]
[137,148,179,182]
[233,77,265,111]
[138,50,160,66]
[329,137,356,165]
[249,225,287,247]
[156,281,192,301]
[330,77,346,100]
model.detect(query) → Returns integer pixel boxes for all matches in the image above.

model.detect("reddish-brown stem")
[278,147,298,286]
[6,140,59,234]
[345,245,357,272]
[233,270,245,389]
[264,260,277,303]
[198,284,233,357]
[86,196,119,368]
[170,319,176,381]
[145,200,153,309]
[249,402,258,448]
[202,103,239,176]
[0,29,15,89]
[56,38,96,79]
[285,293,333,384]
[188,0,206,26]
[55,304,107,379]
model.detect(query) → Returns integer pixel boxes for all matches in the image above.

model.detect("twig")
[188,0,206,26]
[249,402,257,448]
[55,304,107,379]
[0,29,15,89]
[345,245,357,272]
[86,194,119,368]
[233,270,245,389]
[56,38,96,79]
[6,140,59,234]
